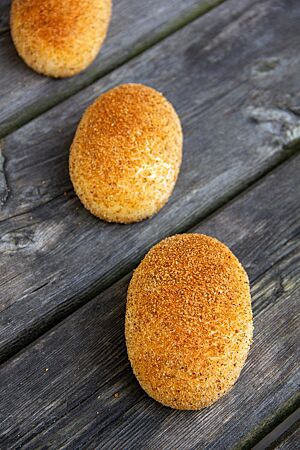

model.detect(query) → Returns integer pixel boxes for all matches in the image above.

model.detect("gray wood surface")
[1,0,300,364]
[1,153,299,449]
[0,0,223,137]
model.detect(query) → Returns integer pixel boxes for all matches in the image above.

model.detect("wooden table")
[0,0,299,448]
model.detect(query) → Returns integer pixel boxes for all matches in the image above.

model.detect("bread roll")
[69,84,182,223]
[125,234,253,410]
[11,0,111,77]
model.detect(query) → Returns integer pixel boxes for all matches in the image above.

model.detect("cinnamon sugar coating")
[69,84,182,223]
[126,234,253,410]
[11,0,111,77]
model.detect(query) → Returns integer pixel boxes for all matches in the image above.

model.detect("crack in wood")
[30,281,51,295]
[0,139,8,207]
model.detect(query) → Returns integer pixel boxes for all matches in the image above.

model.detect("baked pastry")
[11,0,111,77]
[69,83,182,223]
[125,233,253,410]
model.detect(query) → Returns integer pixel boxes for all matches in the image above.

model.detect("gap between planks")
[250,405,300,450]
[0,0,10,34]
[0,0,226,138]
[270,417,300,450]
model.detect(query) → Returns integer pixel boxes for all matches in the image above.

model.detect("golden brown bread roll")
[69,83,182,223]
[10,0,111,77]
[125,234,253,410]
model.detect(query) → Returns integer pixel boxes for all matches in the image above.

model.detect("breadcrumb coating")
[69,84,182,223]
[11,0,111,77]
[126,234,253,410]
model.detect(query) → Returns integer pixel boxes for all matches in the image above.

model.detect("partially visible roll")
[125,234,253,410]
[69,84,183,223]
[11,0,111,77]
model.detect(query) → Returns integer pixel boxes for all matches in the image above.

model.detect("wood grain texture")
[0,153,299,449]
[0,0,224,137]
[1,0,300,363]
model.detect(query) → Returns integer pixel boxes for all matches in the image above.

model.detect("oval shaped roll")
[10,0,111,78]
[125,234,253,410]
[69,84,183,223]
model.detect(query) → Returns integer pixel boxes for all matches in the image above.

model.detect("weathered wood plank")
[0,1,10,34]
[273,424,300,450]
[0,154,299,449]
[1,0,300,363]
[0,0,224,137]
